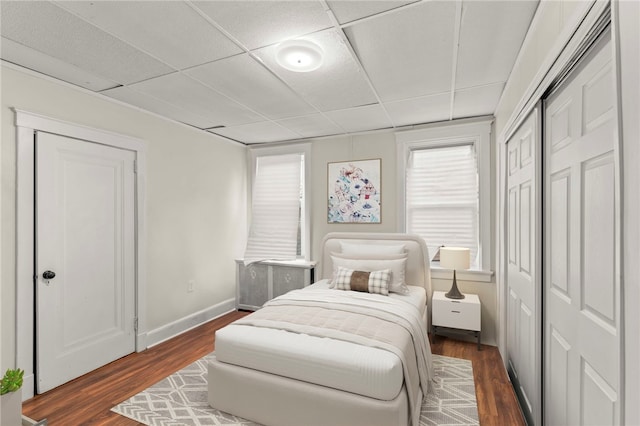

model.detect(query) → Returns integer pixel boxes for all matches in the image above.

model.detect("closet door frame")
[496,1,624,423]
[498,0,612,359]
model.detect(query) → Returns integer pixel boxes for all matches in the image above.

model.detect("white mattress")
[214,282,427,401]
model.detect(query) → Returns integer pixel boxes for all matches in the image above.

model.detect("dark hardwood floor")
[23,311,524,426]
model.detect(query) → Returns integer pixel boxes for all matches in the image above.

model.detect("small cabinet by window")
[236,260,316,311]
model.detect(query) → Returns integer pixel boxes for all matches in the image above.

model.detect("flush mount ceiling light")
[275,39,324,72]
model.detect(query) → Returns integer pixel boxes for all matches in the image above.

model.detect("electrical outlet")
[187,280,195,293]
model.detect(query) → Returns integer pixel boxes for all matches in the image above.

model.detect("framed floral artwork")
[327,158,381,223]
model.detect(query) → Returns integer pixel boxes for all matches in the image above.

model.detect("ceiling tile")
[1,37,118,91]
[453,83,504,119]
[192,1,331,50]
[254,28,377,111]
[456,1,538,89]
[385,92,451,127]
[276,113,343,138]
[345,1,456,102]
[128,72,263,127]
[185,54,316,120]
[327,1,418,25]
[0,1,173,85]
[56,1,243,70]
[209,121,300,144]
[0,1,536,144]
[324,104,391,133]
[101,86,218,129]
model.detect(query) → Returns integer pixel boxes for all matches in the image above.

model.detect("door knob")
[42,270,56,280]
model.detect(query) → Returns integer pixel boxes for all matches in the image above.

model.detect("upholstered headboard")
[319,232,432,300]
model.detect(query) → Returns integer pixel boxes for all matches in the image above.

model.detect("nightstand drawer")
[432,291,481,331]
[433,301,480,331]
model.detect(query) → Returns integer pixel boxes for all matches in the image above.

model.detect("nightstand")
[432,290,481,350]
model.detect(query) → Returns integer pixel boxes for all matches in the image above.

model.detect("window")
[244,143,310,263]
[407,144,479,266]
[396,119,492,274]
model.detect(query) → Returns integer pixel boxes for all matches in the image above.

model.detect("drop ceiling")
[0,0,538,144]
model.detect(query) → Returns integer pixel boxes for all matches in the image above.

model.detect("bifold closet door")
[506,106,541,425]
[544,29,621,425]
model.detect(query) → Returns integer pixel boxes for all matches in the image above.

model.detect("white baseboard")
[21,374,35,401]
[22,414,48,425]
[144,298,235,348]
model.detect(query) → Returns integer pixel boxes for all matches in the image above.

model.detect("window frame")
[248,142,311,261]
[396,118,493,281]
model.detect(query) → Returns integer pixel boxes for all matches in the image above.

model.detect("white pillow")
[330,255,409,294]
[330,251,406,260]
[340,242,406,256]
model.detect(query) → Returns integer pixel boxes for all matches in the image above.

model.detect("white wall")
[495,0,592,137]
[308,130,499,345]
[1,65,247,371]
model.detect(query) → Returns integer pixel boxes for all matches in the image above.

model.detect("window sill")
[430,264,494,283]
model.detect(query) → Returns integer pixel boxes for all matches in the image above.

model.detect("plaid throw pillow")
[334,266,391,295]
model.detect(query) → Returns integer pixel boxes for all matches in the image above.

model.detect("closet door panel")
[544,29,620,426]
[506,105,541,425]
[549,171,571,298]
[582,155,615,323]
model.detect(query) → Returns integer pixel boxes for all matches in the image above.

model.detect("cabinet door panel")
[238,263,269,308]
[272,266,306,298]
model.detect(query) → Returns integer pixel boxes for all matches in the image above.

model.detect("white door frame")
[14,109,148,399]
[497,0,611,363]
[497,1,627,423]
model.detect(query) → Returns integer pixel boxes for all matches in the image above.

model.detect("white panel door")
[36,131,136,393]
[506,106,541,425]
[544,29,620,425]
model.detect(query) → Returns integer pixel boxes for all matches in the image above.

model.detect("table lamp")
[440,247,470,299]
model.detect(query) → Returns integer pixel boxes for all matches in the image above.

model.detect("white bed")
[208,232,434,426]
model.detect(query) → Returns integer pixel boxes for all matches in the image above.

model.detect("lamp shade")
[439,247,470,270]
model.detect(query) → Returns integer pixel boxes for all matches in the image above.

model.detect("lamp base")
[445,270,465,299]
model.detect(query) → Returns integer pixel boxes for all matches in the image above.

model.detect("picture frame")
[327,158,381,223]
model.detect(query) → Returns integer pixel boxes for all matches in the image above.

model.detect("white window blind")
[243,153,302,264]
[407,144,479,268]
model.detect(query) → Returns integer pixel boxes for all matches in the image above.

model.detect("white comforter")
[230,287,434,426]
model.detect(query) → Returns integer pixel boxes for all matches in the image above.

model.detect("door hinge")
[133,160,137,174]
[133,317,138,332]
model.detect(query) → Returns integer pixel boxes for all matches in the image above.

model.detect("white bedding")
[210,232,434,426]
[214,280,428,401]
[310,279,427,313]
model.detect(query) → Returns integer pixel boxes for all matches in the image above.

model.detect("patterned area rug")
[111,354,479,426]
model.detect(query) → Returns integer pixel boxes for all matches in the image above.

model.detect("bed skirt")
[208,355,420,426]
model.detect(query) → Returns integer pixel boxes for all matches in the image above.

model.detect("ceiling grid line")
[338,0,426,29]
[448,0,464,121]
[53,0,292,136]
[0,0,539,144]
[185,0,349,138]
[320,0,397,130]
[51,1,180,77]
